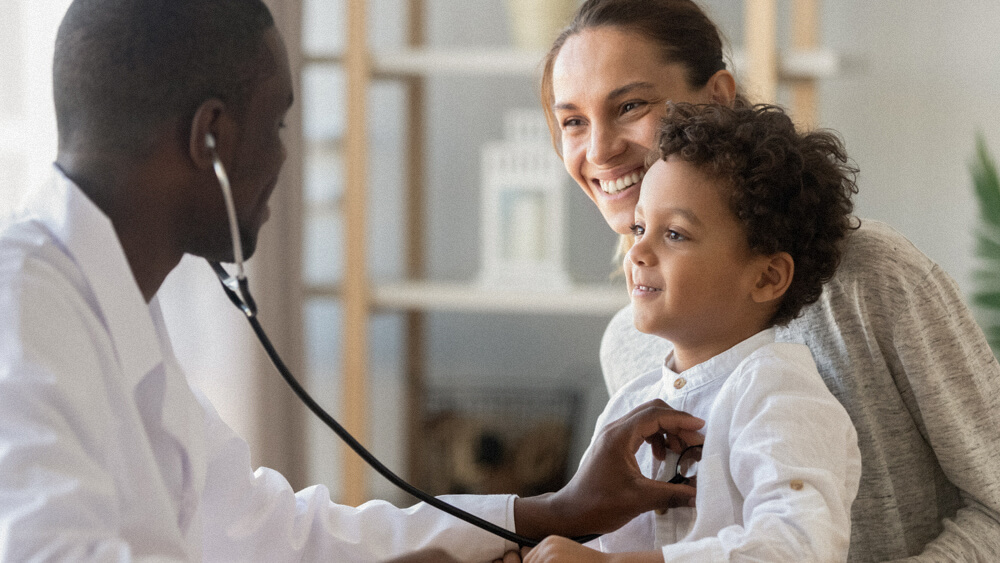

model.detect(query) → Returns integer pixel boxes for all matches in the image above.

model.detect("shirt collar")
[29,167,163,389]
[661,328,777,398]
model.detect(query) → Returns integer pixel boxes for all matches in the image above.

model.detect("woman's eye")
[561,117,583,129]
[622,101,646,114]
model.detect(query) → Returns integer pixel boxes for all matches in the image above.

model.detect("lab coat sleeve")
[0,265,186,562]
[197,394,518,562]
[659,350,861,562]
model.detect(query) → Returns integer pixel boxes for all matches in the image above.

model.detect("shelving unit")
[307,281,629,315]
[336,0,833,505]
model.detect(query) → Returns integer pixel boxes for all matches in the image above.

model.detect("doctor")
[0,0,705,561]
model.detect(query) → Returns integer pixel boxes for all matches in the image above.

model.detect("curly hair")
[653,102,859,326]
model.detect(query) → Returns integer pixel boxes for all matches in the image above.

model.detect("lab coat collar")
[30,168,163,390]
[660,328,777,399]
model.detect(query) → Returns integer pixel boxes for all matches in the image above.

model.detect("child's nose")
[626,243,649,266]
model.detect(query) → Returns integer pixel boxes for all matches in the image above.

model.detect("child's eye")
[629,224,645,238]
[667,230,686,241]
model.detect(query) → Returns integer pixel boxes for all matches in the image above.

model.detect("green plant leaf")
[973,292,1000,308]
[972,134,1000,229]
[969,132,1000,357]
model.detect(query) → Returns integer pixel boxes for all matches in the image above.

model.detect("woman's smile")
[597,167,647,195]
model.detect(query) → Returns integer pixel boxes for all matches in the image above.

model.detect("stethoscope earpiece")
[207,133,246,281]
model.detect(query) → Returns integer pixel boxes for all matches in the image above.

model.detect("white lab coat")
[0,170,517,562]
[590,329,862,561]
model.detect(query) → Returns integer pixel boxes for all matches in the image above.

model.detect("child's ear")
[751,252,794,304]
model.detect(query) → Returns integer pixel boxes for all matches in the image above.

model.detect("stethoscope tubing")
[209,265,557,548]
[206,140,598,549]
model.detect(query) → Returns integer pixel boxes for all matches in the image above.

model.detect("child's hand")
[492,548,528,563]
[514,400,704,538]
[522,537,666,563]
[383,548,460,562]
[522,536,608,563]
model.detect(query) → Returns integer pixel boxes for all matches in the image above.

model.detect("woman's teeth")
[600,170,645,194]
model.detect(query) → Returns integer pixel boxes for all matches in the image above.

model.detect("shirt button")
[674,378,687,389]
[790,479,804,490]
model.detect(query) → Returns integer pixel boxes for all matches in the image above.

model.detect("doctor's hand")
[513,400,704,540]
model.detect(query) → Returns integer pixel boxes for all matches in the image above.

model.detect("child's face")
[625,157,771,368]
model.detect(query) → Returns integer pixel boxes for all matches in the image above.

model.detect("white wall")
[818,0,1000,294]
[0,0,71,214]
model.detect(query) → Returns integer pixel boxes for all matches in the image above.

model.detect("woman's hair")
[653,102,859,326]
[540,0,730,155]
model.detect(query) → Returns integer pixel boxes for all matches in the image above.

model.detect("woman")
[528,0,1000,561]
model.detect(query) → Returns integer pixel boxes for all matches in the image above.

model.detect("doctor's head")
[53,0,293,263]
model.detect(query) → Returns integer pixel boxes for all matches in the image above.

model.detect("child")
[526,103,862,562]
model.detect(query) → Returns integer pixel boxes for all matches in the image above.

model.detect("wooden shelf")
[305,281,629,316]
[373,48,547,78]
[370,47,842,80]
[373,281,627,315]
[305,47,842,80]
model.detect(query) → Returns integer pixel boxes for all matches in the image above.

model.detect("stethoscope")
[203,133,598,549]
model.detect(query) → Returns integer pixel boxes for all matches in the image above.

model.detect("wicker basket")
[417,385,582,497]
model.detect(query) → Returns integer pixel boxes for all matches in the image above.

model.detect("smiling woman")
[545,24,734,234]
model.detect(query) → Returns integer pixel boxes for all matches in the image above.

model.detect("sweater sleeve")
[887,264,1000,562]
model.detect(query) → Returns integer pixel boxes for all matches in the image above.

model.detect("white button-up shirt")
[0,171,516,561]
[589,329,861,561]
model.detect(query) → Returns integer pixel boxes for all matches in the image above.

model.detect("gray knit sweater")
[600,220,1000,561]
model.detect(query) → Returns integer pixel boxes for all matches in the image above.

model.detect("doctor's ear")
[188,98,229,168]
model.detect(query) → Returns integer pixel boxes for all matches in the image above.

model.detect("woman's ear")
[706,69,737,106]
[188,98,227,169]
[751,252,794,304]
